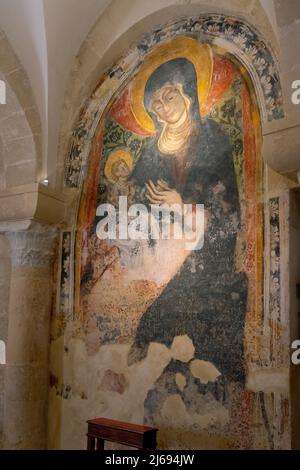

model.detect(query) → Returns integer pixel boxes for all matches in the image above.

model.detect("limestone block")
[24,107,42,134]
[0,189,36,221]
[6,69,34,111]
[5,161,36,188]
[7,268,52,364]
[5,223,57,268]
[0,184,66,225]
[0,38,19,74]
[5,135,36,165]
[1,223,57,450]
[4,398,47,448]
[5,365,48,402]
[0,112,33,142]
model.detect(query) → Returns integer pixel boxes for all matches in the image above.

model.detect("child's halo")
[104,149,133,183]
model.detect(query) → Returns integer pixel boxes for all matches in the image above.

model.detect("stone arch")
[0,28,42,189]
[63,14,283,195]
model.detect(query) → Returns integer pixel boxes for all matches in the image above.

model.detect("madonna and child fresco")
[75,36,263,445]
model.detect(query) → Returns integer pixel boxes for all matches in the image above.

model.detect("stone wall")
[0,235,10,448]
[0,28,42,189]
[3,224,57,449]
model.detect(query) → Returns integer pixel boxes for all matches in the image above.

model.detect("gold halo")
[130,36,213,134]
[104,149,133,183]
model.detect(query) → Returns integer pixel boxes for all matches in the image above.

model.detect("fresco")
[54,35,261,448]
[49,29,293,450]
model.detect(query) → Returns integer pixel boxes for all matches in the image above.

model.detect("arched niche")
[64,15,283,192]
[49,16,290,451]
[55,0,281,189]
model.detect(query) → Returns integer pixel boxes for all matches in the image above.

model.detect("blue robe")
[129,117,247,384]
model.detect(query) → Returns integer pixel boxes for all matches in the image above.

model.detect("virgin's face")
[151,85,187,125]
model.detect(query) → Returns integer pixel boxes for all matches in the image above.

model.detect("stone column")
[0,235,11,449]
[3,222,57,449]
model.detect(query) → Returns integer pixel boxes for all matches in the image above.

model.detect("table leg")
[96,438,104,450]
[87,435,96,450]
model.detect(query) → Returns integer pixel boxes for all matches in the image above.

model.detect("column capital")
[0,183,67,227]
[4,221,58,268]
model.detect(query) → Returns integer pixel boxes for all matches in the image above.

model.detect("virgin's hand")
[159,188,182,206]
[145,180,182,206]
[157,179,171,191]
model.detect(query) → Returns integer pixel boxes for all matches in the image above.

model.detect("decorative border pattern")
[138,16,283,121]
[64,14,284,188]
[269,197,281,323]
[58,231,72,318]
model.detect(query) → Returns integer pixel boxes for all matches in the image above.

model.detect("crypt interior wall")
[0,235,10,448]
[47,17,292,450]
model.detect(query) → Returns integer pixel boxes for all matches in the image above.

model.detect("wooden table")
[86,417,158,450]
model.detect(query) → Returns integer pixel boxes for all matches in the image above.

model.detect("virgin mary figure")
[128,55,248,386]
